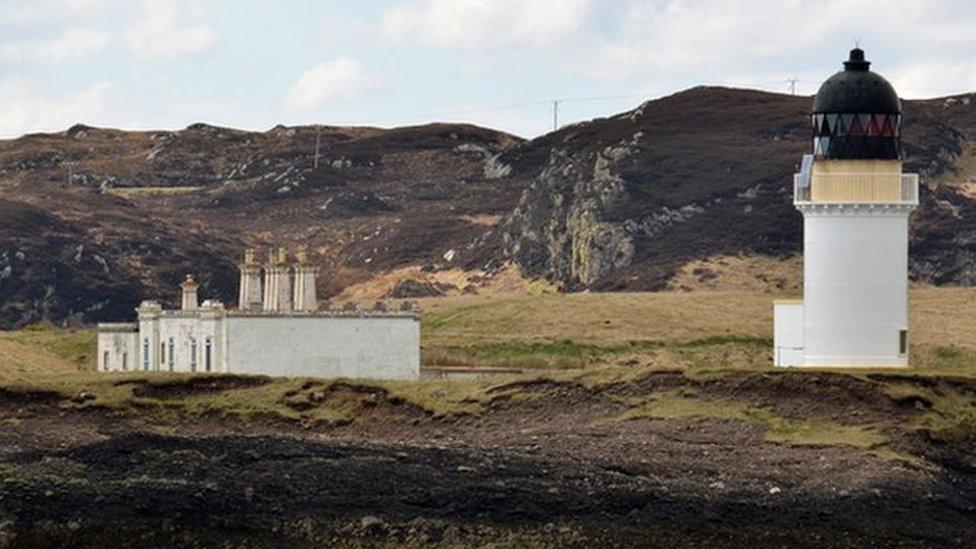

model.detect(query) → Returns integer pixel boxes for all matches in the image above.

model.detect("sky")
[3,0,976,139]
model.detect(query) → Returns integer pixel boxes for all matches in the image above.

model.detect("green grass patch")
[423,335,769,371]
[0,461,15,480]
[421,300,501,333]
[676,335,772,348]
[621,392,887,451]
[1,326,96,370]
[380,378,508,417]
[880,378,976,446]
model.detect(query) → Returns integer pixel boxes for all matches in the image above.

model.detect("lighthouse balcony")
[794,173,918,205]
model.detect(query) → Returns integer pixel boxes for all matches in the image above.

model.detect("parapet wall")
[223,315,420,380]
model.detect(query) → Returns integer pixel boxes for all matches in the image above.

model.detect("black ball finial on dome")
[843,47,870,71]
[811,48,902,160]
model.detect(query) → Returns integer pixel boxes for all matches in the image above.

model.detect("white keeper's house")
[97,248,420,380]
[773,48,918,368]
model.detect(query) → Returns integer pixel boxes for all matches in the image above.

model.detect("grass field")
[1,288,975,453]
[419,287,976,376]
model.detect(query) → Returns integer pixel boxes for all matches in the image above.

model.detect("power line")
[316,78,976,137]
[334,94,654,127]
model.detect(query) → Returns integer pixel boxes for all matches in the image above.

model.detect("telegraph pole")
[552,100,560,132]
[787,76,798,95]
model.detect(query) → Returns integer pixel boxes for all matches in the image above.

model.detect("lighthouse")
[774,48,919,368]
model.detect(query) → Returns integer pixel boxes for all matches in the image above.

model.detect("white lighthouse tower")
[774,48,919,368]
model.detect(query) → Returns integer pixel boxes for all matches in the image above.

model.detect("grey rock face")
[501,147,635,287]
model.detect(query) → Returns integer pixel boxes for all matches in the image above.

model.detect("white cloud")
[0,0,106,25]
[125,0,216,59]
[0,78,113,138]
[889,60,976,98]
[285,58,377,110]
[380,0,595,49]
[576,0,970,83]
[1,27,110,62]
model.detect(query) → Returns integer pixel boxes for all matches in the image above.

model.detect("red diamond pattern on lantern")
[867,115,882,136]
[880,115,894,137]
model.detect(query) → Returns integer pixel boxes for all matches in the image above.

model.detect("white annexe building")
[97,249,420,380]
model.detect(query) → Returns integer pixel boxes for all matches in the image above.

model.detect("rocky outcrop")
[485,87,976,291]
[501,147,634,288]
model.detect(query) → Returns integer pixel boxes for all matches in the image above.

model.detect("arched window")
[103,351,110,372]
[168,337,175,372]
[190,338,198,372]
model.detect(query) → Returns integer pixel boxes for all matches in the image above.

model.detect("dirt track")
[1,372,975,547]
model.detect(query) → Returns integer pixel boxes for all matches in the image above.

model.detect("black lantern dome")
[811,48,901,160]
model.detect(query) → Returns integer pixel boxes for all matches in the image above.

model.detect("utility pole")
[313,125,322,169]
[787,76,798,95]
[552,100,560,132]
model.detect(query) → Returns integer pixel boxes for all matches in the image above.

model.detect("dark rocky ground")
[0,371,974,547]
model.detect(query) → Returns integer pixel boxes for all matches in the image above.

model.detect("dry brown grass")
[0,327,95,383]
[336,263,558,302]
[419,287,976,375]
[421,290,774,347]
[458,214,503,227]
[667,254,802,293]
[420,287,976,346]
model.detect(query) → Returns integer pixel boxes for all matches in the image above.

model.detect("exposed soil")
[128,374,271,399]
[0,371,974,547]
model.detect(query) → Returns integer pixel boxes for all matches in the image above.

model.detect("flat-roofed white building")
[97,248,420,380]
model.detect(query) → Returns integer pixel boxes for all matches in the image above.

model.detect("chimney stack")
[262,247,293,312]
[181,274,199,311]
[293,247,319,312]
[238,248,263,311]
[276,248,293,312]
[262,249,278,311]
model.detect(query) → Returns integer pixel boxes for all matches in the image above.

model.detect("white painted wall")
[773,302,804,367]
[802,206,911,367]
[152,314,222,373]
[97,325,138,372]
[224,315,420,380]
